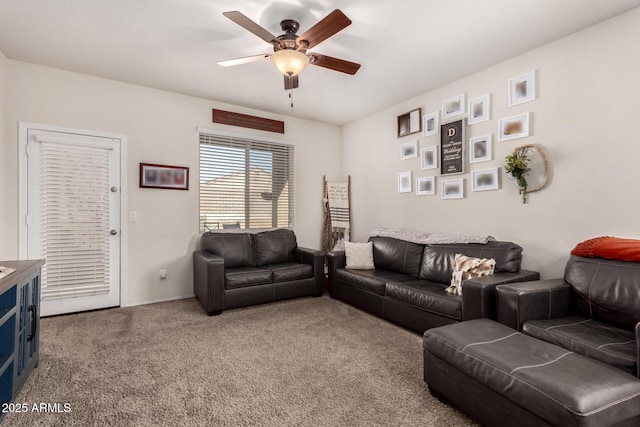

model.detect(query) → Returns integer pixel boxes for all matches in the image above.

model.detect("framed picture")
[508,71,536,106]
[472,167,499,191]
[420,145,438,170]
[442,94,466,120]
[398,171,412,193]
[397,107,422,138]
[468,94,490,124]
[469,135,492,163]
[400,140,418,160]
[140,163,189,190]
[441,178,464,199]
[499,113,530,141]
[422,111,440,137]
[416,176,436,196]
[440,119,466,175]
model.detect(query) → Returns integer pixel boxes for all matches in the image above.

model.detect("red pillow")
[571,236,640,262]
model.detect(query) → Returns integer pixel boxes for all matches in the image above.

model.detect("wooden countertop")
[0,260,45,295]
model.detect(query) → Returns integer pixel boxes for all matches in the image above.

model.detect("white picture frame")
[422,111,440,137]
[498,113,530,141]
[441,178,464,199]
[468,94,490,124]
[472,167,499,191]
[442,94,466,120]
[420,145,438,170]
[416,176,436,196]
[508,71,536,107]
[400,140,418,160]
[398,171,412,193]
[469,135,492,163]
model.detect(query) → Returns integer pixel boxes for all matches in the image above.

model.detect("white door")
[23,127,122,316]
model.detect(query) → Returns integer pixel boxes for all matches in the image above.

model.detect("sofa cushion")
[345,241,374,269]
[254,229,297,266]
[523,316,637,376]
[565,255,640,330]
[334,268,416,295]
[224,266,273,289]
[386,280,461,320]
[369,236,424,277]
[268,262,313,282]
[201,232,255,268]
[420,241,522,284]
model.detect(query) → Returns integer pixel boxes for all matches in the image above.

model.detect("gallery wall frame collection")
[395,69,539,199]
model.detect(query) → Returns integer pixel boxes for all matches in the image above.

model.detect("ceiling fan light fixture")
[271,49,309,77]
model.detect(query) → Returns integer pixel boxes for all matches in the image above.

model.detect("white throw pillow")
[345,241,375,270]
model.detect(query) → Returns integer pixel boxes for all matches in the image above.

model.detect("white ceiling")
[1,0,639,125]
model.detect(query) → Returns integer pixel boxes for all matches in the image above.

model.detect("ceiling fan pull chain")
[289,92,294,111]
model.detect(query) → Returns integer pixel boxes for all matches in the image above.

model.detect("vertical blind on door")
[199,132,295,232]
[38,141,111,300]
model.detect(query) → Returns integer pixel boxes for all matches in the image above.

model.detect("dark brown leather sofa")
[193,229,324,315]
[422,255,640,427]
[327,236,539,333]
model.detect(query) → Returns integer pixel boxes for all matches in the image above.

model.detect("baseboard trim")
[123,293,195,308]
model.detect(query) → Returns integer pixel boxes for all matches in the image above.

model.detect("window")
[199,132,294,232]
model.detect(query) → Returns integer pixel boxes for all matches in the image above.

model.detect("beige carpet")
[4,296,477,426]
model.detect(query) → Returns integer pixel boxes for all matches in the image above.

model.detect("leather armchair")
[497,255,640,378]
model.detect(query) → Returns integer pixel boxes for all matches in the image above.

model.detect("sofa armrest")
[193,250,225,315]
[294,247,324,295]
[462,269,540,321]
[495,278,572,331]
[326,251,346,296]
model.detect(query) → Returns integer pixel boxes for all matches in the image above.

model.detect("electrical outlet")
[160,269,167,279]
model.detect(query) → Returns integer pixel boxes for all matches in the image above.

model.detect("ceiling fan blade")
[218,54,271,67]
[308,53,361,75]
[296,9,351,50]
[223,11,280,46]
[284,75,299,90]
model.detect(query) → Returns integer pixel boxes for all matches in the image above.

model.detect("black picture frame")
[440,119,466,175]
[139,163,189,190]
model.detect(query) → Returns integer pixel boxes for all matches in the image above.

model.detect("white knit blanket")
[327,182,350,229]
[369,228,495,245]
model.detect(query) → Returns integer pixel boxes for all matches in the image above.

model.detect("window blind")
[199,132,294,232]
[39,141,111,300]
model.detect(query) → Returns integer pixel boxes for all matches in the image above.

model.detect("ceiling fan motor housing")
[275,19,307,52]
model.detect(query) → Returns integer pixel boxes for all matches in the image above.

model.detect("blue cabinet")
[0,260,44,410]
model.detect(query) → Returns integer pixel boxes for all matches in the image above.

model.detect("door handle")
[110,229,118,235]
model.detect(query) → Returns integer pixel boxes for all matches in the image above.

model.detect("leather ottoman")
[423,319,640,427]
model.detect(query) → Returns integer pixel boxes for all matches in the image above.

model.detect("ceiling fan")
[218,9,361,90]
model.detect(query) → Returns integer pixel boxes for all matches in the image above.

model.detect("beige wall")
[1,61,341,305]
[342,8,640,279]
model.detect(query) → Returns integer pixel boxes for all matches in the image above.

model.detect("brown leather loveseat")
[193,228,324,315]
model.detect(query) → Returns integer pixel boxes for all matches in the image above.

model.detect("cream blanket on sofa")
[369,228,495,245]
